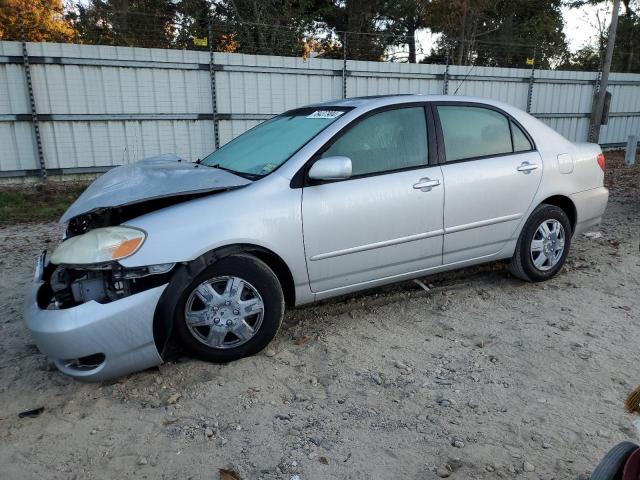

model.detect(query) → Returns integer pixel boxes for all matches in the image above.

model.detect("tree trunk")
[407,20,416,63]
[457,8,468,65]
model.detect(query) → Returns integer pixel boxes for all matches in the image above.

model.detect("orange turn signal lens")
[109,236,144,260]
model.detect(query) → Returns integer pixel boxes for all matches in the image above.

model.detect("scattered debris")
[412,279,431,292]
[583,231,603,239]
[451,437,465,448]
[371,373,383,385]
[18,407,44,418]
[436,464,452,478]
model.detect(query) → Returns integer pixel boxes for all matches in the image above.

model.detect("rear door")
[301,105,444,293]
[434,103,543,264]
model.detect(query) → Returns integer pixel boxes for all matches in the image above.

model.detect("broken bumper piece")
[24,261,167,381]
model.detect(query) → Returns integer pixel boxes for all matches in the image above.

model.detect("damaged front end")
[25,250,170,380]
[24,154,255,380]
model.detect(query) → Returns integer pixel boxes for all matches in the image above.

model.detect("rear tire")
[590,441,639,480]
[173,254,284,363]
[510,204,572,282]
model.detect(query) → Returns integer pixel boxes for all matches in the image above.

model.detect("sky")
[562,2,610,51]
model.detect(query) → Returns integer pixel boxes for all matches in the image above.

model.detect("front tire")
[510,204,572,282]
[173,254,284,363]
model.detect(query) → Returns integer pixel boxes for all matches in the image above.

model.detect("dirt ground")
[0,154,638,480]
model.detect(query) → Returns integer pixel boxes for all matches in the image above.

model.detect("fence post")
[526,47,536,114]
[625,135,637,165]
[342,32,348,99]
[589,67,603,142]
[208,19,220,150]
[442,47,450,95]
[20,20,46,180]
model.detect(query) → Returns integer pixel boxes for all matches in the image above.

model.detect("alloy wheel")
[184,276,264,349]
[529,218,566,271]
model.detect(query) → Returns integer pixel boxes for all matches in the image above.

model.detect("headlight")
[50,226,146,265]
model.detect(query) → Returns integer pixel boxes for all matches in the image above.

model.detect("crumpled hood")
[60,154,252,223]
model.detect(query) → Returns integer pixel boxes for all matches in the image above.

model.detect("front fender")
[119,175,308,295]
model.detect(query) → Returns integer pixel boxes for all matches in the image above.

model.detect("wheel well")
[244,248,296,307]
[209,244,296,307]
[540,195,577,233]
[152,244,296,358]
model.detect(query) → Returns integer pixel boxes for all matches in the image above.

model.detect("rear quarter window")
[511,121,533,152]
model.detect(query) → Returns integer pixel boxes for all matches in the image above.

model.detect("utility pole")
[590,0,621,143]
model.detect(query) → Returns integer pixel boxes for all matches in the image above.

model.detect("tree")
[174,0,212,49]
[568,0,640,72]
[559,44,602,69]
[428,0,497,65]
[69,0,177,48]
[424,0,569,68]
[383,0,430,63]
[313,0,394,61]
[212,0,318,56]
[0,0,75,42]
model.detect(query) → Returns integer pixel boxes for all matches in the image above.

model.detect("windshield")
[201,107,350,177]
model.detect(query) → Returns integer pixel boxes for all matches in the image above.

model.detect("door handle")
[517,162,538,173]
[413,178,441,191]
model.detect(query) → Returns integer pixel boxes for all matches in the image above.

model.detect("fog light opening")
[64,353,106,371]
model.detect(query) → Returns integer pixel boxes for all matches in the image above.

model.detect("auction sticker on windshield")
[306,110,345,119]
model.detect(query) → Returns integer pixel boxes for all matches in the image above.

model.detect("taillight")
[596,153,606,171]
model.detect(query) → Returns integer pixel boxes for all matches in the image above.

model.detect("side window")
[437,106,513,162]
[321,107,427,176]
[511,121,533,152]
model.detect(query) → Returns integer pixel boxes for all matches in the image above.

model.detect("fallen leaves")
[295,335,311,346]
[219,468,242,480]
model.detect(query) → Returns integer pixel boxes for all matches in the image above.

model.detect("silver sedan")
[24,95,609,381]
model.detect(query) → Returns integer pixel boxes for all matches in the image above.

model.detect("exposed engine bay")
[39,262,174,310]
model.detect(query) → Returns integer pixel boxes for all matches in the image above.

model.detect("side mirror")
[308,156,352,181]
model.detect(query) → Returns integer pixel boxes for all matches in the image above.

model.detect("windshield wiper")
[207,163,263,180]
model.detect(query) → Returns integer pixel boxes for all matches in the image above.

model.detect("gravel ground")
[0,153,638,480]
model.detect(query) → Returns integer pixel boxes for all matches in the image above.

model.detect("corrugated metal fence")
[1,40,639,178]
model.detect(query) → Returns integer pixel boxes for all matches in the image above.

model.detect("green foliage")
[0,183,87,224]
[559,44,601,70]
[69,0,178,48]
[564,0,640,72]
[611,7,640,72]
[423,0,568,68]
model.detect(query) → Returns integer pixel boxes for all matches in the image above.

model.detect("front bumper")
[24,258,167,381]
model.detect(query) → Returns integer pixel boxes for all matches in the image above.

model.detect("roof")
[308,94,514,111]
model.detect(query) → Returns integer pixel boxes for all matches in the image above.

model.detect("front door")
[434,104,543,264]
[302,106,444,293]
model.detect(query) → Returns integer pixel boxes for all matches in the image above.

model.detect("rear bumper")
[24,271,166,382]
[571,186,609,235]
